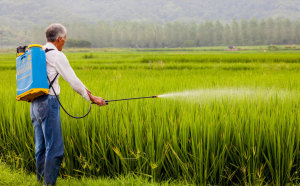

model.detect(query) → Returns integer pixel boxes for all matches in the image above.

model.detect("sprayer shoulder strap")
[47,73,59,89]
[45,48,54,53]
[45,48,58,89]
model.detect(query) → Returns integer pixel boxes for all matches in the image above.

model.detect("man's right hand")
[86,90,106,106]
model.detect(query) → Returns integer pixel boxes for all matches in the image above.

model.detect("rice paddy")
[0,48,299,185]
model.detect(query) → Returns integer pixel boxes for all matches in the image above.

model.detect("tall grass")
[0,50,299,185]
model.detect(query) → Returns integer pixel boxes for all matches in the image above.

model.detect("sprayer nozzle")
[152,95,158,98]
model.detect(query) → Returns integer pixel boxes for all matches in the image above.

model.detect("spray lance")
[102,95,158,105]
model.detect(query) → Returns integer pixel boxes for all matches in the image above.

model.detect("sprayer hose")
[51,86,92,119]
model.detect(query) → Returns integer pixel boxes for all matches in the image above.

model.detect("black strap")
[45,48,58,88]
[45,48,54,53]
[47,73,59,89]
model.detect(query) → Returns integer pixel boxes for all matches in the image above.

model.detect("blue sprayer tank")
[16,44,49,102]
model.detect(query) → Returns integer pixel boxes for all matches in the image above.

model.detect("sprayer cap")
[28,44,43,49]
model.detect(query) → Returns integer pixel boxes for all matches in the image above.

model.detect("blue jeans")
[30,95,64,185]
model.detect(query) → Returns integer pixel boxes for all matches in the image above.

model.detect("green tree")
[65,39,92,48]
[197,23,206,46]
[222,24,232,45]
[249,18,258,45]
[274,17,283,44]
[282,18,292,44]
[240,19,249,45]
[214,21,223,46]
[231,19,240,45]
[293,21,300,44]
[258,19,267,45]
[266,18,275,44]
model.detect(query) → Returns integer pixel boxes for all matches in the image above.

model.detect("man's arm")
[54,53,90,100]
[54,52,106,106]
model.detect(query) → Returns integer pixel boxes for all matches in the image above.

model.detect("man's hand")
[86,89,106,106]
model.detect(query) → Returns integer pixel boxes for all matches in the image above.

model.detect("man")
[30,23,106,185]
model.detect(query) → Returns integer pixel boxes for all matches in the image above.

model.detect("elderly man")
[30,23,106,185]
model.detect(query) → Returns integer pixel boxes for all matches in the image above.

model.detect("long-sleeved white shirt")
[43,42,90,101]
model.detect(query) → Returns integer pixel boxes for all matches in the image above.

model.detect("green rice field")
[0,48,299,185]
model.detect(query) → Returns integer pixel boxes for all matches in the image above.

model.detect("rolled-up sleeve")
[54,53,90,101]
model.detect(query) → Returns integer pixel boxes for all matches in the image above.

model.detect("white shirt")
[43,42,90,101]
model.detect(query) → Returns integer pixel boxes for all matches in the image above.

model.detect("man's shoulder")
[46,49,66,59]
[53,51,69,63]
[58,51,68,60]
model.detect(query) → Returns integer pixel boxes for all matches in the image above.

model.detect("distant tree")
[205,21,215,46]
[231,19,240,45]
[65,39,92,48]
[266,18,275,44]
[240,19,249,45]
[293,21,300,44]
[249,18,258,45]
[197,23,206,46]
[258,19,267,45]
[282,18,292,44]
[274,17,283,44]
[188,21,198,46]
[214,21,223,46]
[222,24,232,45]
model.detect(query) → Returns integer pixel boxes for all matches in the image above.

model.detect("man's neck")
[47,41,60,51]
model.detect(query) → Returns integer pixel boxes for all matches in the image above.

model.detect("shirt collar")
[43,42,58,51]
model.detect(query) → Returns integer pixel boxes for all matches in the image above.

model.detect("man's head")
[45,23,67,51]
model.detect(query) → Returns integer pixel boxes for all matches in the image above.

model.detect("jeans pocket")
[32,96,49,122]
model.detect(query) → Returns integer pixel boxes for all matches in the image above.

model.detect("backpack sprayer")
[16,44,158,119]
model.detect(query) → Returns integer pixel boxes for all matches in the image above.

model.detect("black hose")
[51,86,92,119]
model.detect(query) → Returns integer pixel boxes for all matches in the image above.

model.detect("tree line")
[2,18,300,48]
[66,18,300,48]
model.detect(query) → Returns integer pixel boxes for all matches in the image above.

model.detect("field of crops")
[0,48,299,185]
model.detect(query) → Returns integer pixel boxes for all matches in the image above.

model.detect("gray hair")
[45,23,67,42]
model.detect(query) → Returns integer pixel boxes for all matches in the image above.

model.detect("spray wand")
[103,95,158,105]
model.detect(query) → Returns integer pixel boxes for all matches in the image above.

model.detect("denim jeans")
[30,95,64,185]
